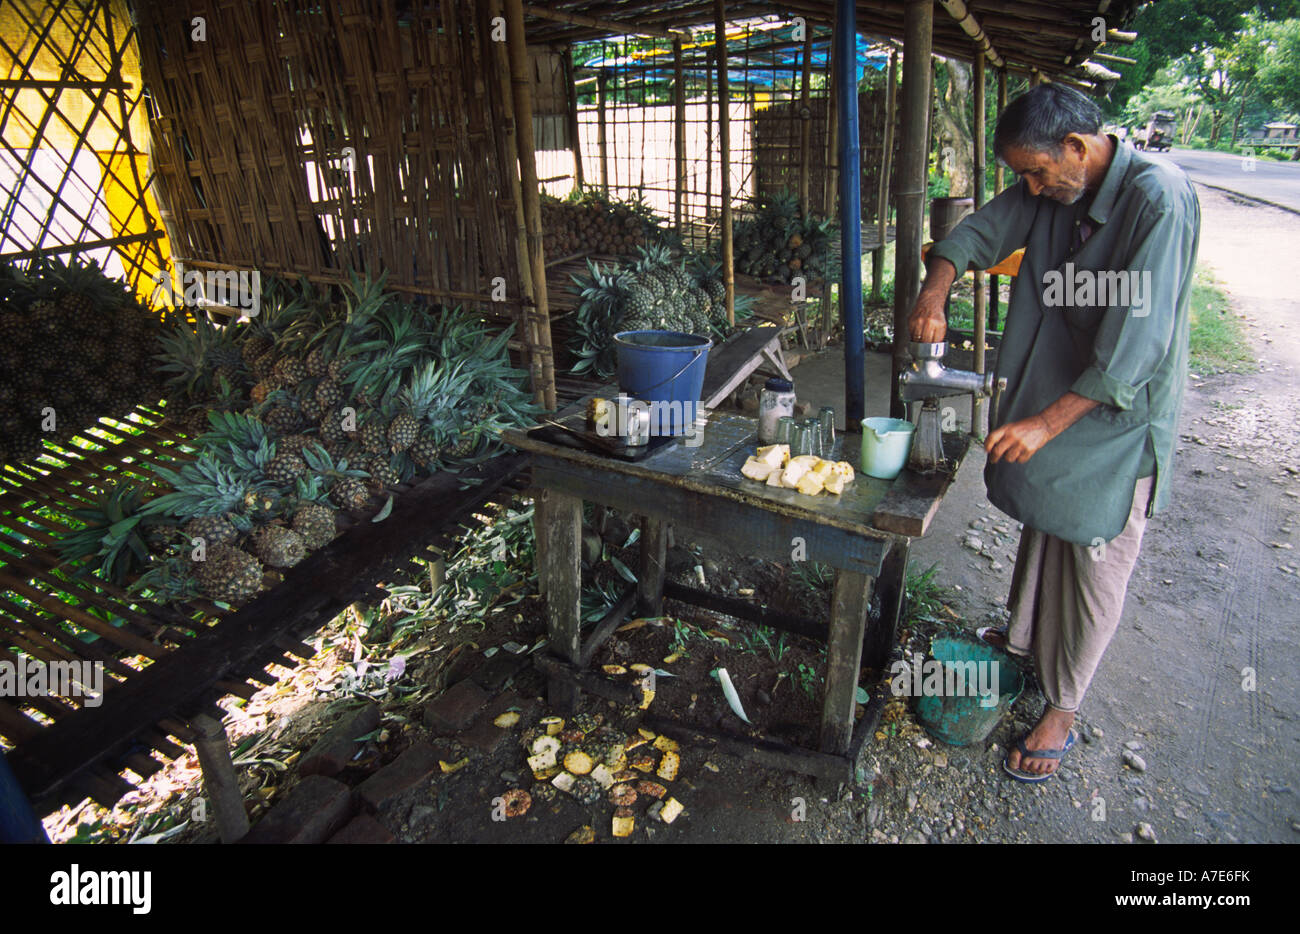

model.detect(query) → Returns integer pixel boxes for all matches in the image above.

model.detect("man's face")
[1002,137,1089,204]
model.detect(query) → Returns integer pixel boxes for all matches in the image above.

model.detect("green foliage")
[58,482,163,586]
[1188,269,1257,375]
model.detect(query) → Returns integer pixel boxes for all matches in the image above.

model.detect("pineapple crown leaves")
[301,443,369,481]
[128,554,202,603]
[145,454,270,523]
[193,410,274,454]
[58,481,164,585]
[291,469,334,507]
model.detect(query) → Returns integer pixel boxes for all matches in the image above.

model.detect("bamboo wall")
[134,0,526,316]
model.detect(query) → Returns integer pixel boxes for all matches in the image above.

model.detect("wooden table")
[504,412,968,781]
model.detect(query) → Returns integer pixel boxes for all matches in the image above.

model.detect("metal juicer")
[899,341,1005,473]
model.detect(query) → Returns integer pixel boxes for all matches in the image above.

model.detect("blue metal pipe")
[836,0,864,427]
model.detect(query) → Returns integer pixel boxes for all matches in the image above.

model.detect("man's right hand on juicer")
[907,256,958,343]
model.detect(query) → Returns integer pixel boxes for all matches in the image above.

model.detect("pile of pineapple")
[0,257,165,466]
[569,243,745,380]
[731,190,836,285]
[540,191,666,258]
[56,272,536,609]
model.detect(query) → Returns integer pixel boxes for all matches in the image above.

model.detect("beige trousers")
[1003,475,1155,712]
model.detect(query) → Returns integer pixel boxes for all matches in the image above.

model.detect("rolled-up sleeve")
[929,181,1037,275]
[1069,192,1198,410]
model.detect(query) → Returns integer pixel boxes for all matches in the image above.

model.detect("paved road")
[1154,146,1300,213]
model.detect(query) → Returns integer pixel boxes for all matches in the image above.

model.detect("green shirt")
[929,138,1200,545]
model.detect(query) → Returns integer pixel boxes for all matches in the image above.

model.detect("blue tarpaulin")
[579,31,889,86]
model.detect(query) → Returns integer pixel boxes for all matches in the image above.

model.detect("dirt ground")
[43,183,1299,846]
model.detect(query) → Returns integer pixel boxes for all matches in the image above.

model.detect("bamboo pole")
[494,4,545,407]
[597,71,609,193]
[891,0,933,421]
[871,49,898,301]
[798,25,813,219]
[564,46,584,191]
[821,37,839,338]
[972,49,987,435]
[991,67,1007,331]
[506,0,557,411]
[673,38,686,238]
[715,0,734,324]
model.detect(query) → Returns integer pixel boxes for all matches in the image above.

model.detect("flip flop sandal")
[1002,729,1077,783]
[975,625,1008,646]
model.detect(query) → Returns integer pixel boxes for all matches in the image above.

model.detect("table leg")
[819,569,875,755]
[637,517,669,617]
[540,488,583,712]
[863,539,909,672]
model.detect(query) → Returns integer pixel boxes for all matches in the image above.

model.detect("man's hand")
[907,256,957,342]
[985,415,1053,463]
[908,290,948,343]
[986,392,1101,464]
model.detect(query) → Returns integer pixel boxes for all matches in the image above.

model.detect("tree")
[1257,19,1300,117]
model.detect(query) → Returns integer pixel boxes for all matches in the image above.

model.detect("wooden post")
[637,517,669,617]
[972,49,987,435]
[539,488,583,711]
[191,713,249,843]
[798,25,813,219]
[822,41,839,339]
[494,11,545,409]
[871,50,898,302]
[564,45,584,191]
[597,71,609,193]
[715,0,734,324]
[673,38,686,238]
[990,67,1007,332]
[506,0,557,412]
[863,540,908,671]
[820,570,875,755]
[890,0,934,421]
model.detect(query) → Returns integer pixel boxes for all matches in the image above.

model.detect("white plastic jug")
[860,417,916,480]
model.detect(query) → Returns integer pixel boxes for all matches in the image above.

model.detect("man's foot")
[1005,707,1077,778]
[976,625,1008,649]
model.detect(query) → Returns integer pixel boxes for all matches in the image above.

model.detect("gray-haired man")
[908,84,1200,781]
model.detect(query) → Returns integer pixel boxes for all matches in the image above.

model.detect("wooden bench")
[0,404,529,839]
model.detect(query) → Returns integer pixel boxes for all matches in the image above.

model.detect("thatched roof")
[523,1,1146,90]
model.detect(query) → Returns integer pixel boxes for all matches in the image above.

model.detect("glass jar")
[757,377,796,444]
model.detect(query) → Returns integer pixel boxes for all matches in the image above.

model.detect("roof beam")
[936,0,1005,69]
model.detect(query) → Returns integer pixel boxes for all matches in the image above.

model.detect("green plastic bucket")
[913,635,1025,746]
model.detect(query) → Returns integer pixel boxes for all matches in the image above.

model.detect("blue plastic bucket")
[614,330,712,436]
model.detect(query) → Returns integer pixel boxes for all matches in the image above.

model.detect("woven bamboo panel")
[134,0,525,311]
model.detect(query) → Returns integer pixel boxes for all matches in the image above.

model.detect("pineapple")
[330,477,370,511]
[314,378,343,410]
[386,412,419,453]
[409,431,441,469]
[194,544,264,604]
[250,525,306,568]
[183,515,240,548]
[365,455,400,493]
[449,428,479,458]
[266,450,307,485]
[358,418,387,455]
[273,355,306,387]
[292,502,338,550]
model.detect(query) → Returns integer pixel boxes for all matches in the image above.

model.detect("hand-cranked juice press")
[899,341,1006,472]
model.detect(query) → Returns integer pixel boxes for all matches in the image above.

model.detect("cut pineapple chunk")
[810,459,835,478]
[824,473,846,495]
[659,797,685,824]
[780,462,810,488]
[789,455,821,469]
[830,461,855,481]
[740,457,775,482]
[766,469,785,487]
[796,472,826,496]
[755,444,789,468]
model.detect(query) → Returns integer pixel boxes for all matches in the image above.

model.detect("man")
[909,83,1200,782]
